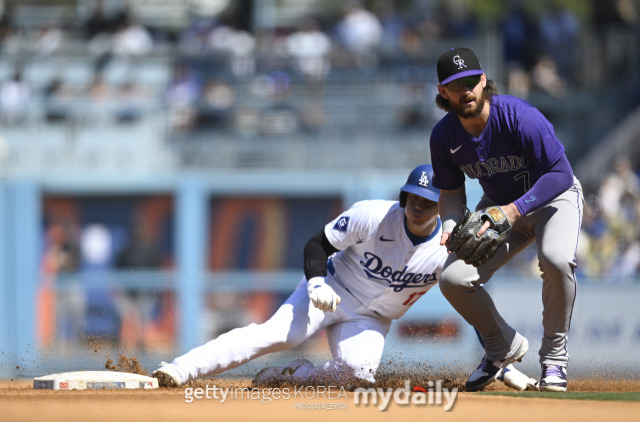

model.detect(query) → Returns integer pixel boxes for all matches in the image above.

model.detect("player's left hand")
[307,277,341,312]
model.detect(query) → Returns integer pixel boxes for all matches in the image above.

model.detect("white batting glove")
[307,277,341,312]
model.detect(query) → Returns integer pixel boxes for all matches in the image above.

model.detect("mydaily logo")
[354,380,458,411]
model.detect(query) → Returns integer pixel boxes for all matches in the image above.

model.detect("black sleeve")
[303,229,340,281]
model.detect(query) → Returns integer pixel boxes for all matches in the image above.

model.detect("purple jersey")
[429,95,566,205]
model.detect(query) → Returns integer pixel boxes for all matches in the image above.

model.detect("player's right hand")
[440,231,452,250]
[307,277,341,312]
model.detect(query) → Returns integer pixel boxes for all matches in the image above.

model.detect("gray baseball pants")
[440,177,584,366]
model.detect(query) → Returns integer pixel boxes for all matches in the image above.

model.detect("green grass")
[477,391,640,402]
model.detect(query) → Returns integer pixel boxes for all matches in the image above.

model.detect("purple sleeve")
[518,106,565,171]
[513,154,573,215]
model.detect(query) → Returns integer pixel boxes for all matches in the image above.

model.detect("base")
[33,371,158,390]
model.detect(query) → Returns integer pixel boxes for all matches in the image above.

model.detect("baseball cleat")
[152,362,184,388]
[252,358,313,386]
[498,364,539,391]
[539,364,567,392]
[465,336,529,392]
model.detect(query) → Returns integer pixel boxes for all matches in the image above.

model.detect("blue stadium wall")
[1,174,638,380]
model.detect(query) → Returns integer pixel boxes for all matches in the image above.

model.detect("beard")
[451,88,487,119]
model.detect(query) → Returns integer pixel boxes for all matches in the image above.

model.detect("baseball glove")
[448,206,511,267]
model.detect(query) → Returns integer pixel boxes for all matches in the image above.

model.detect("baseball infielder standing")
[429,48,584,392]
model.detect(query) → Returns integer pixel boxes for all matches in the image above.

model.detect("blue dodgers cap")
[437,48,484,85]
[399,164,440,207]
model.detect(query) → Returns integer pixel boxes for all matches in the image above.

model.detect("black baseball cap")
[437,48,484,85]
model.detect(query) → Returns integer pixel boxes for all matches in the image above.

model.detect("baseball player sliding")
[430,47,584,392]
[153,164,536,390]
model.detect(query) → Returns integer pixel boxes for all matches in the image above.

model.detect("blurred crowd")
[2,0,640,280]
[579,156,640,281]
[1,0,638,136]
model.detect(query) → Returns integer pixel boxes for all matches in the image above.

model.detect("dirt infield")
[2,378,639,422]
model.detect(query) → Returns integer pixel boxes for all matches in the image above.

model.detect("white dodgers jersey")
[324,200,448,320]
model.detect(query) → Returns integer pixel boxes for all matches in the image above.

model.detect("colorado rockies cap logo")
[453,55,466,70]
[437,48,482,85]
[418,171,429,187]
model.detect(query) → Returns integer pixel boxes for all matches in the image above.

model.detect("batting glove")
[307,277,341,312]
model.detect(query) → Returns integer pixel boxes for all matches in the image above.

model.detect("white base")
[33,371,158,390]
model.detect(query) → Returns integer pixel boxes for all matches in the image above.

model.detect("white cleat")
[253,358,314,386]
[540,364,568,392]
[465,336,529,392]
[152,362,184,388]
[498,364,539,391]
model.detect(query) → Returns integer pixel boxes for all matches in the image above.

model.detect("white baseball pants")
[170,277,391,384]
